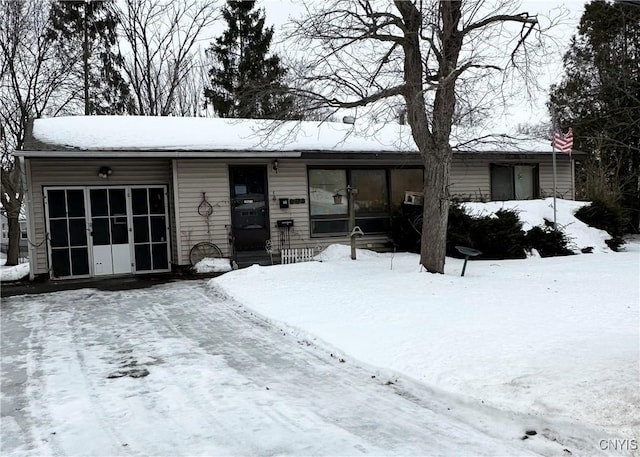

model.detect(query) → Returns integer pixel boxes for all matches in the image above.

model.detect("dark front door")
[229,166,269,251]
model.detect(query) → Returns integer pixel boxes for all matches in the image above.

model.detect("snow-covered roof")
[21,115,560,157]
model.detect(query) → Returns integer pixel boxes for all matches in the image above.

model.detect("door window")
[90,189,129,246]
[229,167,269,251]
[514,165,535,200]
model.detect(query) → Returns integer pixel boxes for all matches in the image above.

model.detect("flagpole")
[552,142,557,229]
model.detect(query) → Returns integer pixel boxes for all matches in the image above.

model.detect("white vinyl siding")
[539,159,573,199]
[451,156,573,202]
[268,162,312,252]
[450,158,491,201]
[173,160,231,264]
[25,153,576,275]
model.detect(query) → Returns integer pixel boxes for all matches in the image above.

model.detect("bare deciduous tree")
[287,0,560,273]
[174,49,210,117]
[0,0,74,266]
[116,0,220,116]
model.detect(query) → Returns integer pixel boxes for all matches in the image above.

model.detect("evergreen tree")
[47,0,132,115]
[549,0,639,230]
[204,0,293,119]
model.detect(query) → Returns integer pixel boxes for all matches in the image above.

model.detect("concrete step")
[234,250,277,268]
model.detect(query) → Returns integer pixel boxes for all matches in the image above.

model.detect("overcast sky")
[254,0,586,132]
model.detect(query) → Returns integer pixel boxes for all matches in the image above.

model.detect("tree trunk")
[5,216,21,266]
[420,147,451,273]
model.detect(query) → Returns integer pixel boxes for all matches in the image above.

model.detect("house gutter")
[15,150,303,158]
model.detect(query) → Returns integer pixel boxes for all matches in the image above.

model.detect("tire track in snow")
[144,282,537,456]
[2,282,594,456]
[2,298,59,456]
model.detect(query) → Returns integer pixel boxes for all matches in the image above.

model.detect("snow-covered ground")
[0,252,29,282]
[2,199,638,455]
[3,282,568,457]
[0,262,29,282]
[212,200,639,454]
[215,242,639,443]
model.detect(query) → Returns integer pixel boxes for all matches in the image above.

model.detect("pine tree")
[549,0,639,230]
[204,0,293,119]
[47,0,132,115]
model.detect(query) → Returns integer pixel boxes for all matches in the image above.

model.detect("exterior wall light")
[272,159,279,173]
[98,166,113,179]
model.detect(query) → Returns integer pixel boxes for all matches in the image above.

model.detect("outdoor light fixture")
[272,159,279,173]
[98,166,113,179]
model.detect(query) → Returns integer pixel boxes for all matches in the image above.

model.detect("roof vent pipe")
[342,116,355,124]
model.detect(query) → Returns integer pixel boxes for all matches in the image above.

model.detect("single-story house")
[19,116,578,280]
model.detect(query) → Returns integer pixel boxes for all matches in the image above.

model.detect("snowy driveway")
[3,281,560,456]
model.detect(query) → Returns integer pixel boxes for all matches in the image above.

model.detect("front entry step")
[235,250,276,268]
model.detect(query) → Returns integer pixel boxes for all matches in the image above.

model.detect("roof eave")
[16,149,303,158]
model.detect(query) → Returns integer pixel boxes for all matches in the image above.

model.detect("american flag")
[552,128,573,155]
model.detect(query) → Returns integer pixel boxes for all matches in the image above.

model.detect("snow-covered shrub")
[524,225,574,257]
[574,199,628,251]
[446,203,527,260]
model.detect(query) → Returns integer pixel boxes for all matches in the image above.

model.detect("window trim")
[307,166,423,237]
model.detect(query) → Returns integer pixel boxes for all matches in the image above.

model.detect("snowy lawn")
[0,254,30,282]
[214,244,639,451]
[213,200,639,452]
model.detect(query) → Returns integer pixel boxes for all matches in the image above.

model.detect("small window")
[47,190,67,218]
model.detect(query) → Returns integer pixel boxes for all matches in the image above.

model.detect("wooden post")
[348,185,357,260]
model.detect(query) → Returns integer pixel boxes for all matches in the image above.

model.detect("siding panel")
[540,158,573,198]
[451,158,490,201]
[175,160,231,263]
[268,162,313,251]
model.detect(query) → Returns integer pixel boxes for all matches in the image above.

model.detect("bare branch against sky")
[116,0,221,116]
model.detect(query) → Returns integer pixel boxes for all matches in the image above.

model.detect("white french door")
[44,185,170,279]
[89,188,132,276]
